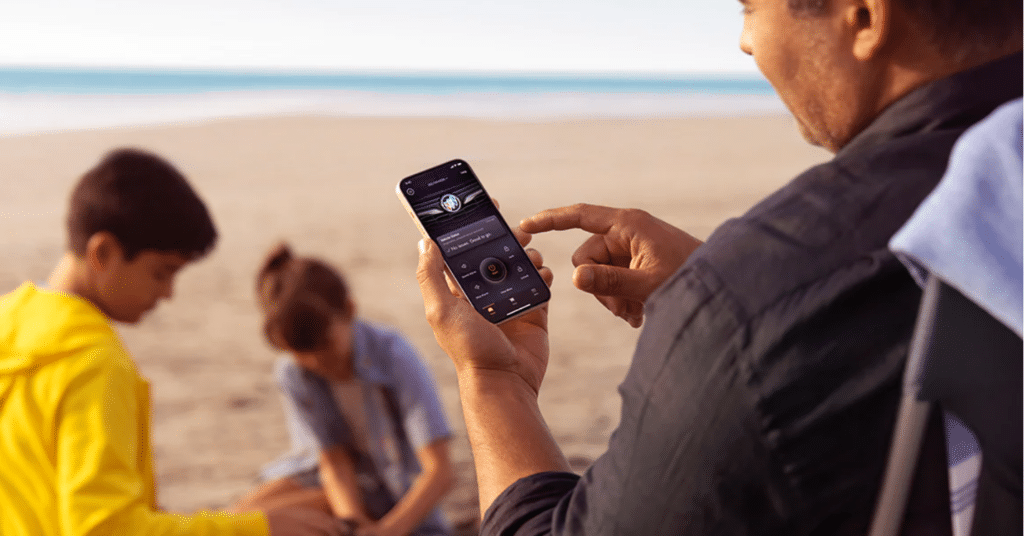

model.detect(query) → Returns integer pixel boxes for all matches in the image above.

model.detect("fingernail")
[575,267,593,289]
[418,239,426,254]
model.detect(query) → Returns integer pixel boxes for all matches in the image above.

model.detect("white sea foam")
[0,90,786,136]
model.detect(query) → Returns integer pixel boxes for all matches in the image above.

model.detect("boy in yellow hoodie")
[0,149,344,536]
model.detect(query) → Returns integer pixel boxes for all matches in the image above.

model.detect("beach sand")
[0,114,829,530]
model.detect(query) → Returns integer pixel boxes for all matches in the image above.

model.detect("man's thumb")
[416,240,457,314]
[573,264,652,301]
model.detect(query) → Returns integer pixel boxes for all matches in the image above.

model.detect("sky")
[0,0,758,75]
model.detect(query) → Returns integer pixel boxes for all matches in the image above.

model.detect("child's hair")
[257,243,352,353]
[67,148,217,261]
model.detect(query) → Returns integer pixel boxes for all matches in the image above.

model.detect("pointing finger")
[520,203,620,235]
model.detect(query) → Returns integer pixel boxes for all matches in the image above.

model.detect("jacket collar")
[839,52,1023,159]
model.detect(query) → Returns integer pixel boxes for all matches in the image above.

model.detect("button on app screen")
[401,161,549,322]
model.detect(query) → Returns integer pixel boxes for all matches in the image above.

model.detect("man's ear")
[85,232,125,273]
[847,0,890,61]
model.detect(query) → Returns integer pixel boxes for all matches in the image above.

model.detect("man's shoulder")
[692,131,958,316]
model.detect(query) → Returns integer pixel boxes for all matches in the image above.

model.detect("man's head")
[65,148,217,323]
[739,0,1022,152]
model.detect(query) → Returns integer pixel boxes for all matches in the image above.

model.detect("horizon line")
[0,64,764,80]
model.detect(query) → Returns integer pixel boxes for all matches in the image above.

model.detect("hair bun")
[255,244,351,352]
[256,242,294,297]
[265,242,293,271]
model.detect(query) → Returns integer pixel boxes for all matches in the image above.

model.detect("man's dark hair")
[788,0,1022,61]
[67,148,217,261]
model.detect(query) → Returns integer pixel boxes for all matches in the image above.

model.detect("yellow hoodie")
[0,282,269,536]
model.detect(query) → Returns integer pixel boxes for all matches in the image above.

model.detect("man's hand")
[415,235,554,394]
[520,203,702,328]
[265,507,348,536]
[416,233,570,511]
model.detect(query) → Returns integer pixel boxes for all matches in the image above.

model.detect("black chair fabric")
[915,280,1023,536]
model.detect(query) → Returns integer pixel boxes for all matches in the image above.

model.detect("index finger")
[520,203,619,235]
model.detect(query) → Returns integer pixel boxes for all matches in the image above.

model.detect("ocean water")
[0,68,785,135]
[0,67,777,95]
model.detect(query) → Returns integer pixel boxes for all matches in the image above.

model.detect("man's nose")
[739,21,753,56]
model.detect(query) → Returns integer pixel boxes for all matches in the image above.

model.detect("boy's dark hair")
[258,243,351,353]
[67,148,217,261]
[787,0,1022,62]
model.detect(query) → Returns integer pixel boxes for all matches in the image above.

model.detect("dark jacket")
[483,53,1023,535]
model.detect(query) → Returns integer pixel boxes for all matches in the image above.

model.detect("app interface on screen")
[401,161,550,322]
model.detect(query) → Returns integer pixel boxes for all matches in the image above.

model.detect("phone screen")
[398,159,551,323]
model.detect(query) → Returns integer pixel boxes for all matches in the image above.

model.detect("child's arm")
[358,437,455,536]
[55,347,273,535]
[354,329,456,536]
[319,446,375,526]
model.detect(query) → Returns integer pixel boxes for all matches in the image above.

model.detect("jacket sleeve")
[480,264,791,535]
[54,345,269,536]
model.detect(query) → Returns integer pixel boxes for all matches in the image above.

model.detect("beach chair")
[868,275,1022,536]
[870,98,1023,536]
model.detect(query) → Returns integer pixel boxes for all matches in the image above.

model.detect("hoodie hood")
[0,282,116,375]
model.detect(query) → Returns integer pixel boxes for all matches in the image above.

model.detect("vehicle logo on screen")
[440,194,462,213]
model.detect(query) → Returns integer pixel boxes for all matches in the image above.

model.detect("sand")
[0,113,829,529]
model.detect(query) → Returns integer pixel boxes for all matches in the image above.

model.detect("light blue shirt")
[261,319,452,534]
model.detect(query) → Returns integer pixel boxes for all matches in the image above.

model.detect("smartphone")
[397,159,551,324]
